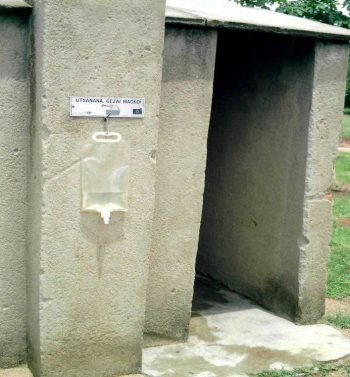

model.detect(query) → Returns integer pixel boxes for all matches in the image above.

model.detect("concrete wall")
[0,8,347,375]
[298,42,349,322]
[26,1,165,377]
[197,31,316,320]
[0,11,30,368]
[145,26,217,342]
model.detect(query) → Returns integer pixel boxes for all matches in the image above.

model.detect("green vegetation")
[326,313,350,329]
[327,138,350,299]
[327,117,350,299]
[253,361,350,377]
[327,240,350,300]
[340,114,350,139]
[335,153,350,185]
[234,0,350,28]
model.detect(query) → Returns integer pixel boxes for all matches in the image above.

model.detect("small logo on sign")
[133,108,142,115]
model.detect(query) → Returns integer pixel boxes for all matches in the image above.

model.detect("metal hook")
[103,112,111,135]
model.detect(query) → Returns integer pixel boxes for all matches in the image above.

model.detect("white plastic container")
[81,132,130,224]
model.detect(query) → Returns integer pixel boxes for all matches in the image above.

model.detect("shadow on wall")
[80,213,126,278]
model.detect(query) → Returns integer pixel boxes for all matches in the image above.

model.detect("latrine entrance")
[194,30,314,320]
[144,23,346,347]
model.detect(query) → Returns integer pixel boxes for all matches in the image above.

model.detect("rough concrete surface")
[0,2,348,376]
[0,367,33,377]
[298,42,350,323]
[26,1,165,376]
[145,26,217,342]
[197,31,314,321]
[166,0,350,40]
[0,369,144,377]
[0,12,29,368]
[143,277,350,376]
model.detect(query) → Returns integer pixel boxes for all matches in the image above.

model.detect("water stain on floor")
[143,276,350,377]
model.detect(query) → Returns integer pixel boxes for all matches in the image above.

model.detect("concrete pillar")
[145,26,217,342]
[27,1,165,376]
[298,42,349,323]
[0,8,30,368]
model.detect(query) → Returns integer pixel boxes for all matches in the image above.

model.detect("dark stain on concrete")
[192,275,230,312]
[189,313,221,343]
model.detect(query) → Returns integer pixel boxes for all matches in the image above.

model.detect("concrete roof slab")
[166,0,350,41]
[0,0,31,11]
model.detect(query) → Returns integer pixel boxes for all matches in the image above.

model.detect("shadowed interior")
[196,30,314,321]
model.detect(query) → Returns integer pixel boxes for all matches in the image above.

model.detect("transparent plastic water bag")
[81,132,130,224]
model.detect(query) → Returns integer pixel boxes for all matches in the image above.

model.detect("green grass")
[330,197,350,252]
[332,197,350,220]
[326,313,350,329]
[327,239,350,300]
[252,362,350,377]
[326,113,350,300]
[327,204,350,299]
[340,113,350,139]
[335,153,350,185]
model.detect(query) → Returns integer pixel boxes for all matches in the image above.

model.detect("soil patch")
[337,218,350,228]
[325,298,350,338]
[326,298,350,315]
[332,184,350,196]
[339,138,350,148]
[338,138,350,153]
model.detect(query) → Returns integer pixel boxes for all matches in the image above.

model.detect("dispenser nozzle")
[101,209,111,225]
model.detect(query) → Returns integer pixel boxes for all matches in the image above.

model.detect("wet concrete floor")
[143,276,350,376]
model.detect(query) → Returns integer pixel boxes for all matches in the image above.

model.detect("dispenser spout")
[101,209,111,225]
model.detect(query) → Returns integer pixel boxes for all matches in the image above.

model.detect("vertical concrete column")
[27,1,165,376]
[298,42,349,323]
[145,26,217,342]
[0,10,30,368]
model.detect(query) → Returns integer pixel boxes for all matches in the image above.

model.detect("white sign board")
[70,97,145,118]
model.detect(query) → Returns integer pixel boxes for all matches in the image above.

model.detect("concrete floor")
[0,368,143,377]
[143,276,350,377]
[2,277,350,377]
[0,367,33,377]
